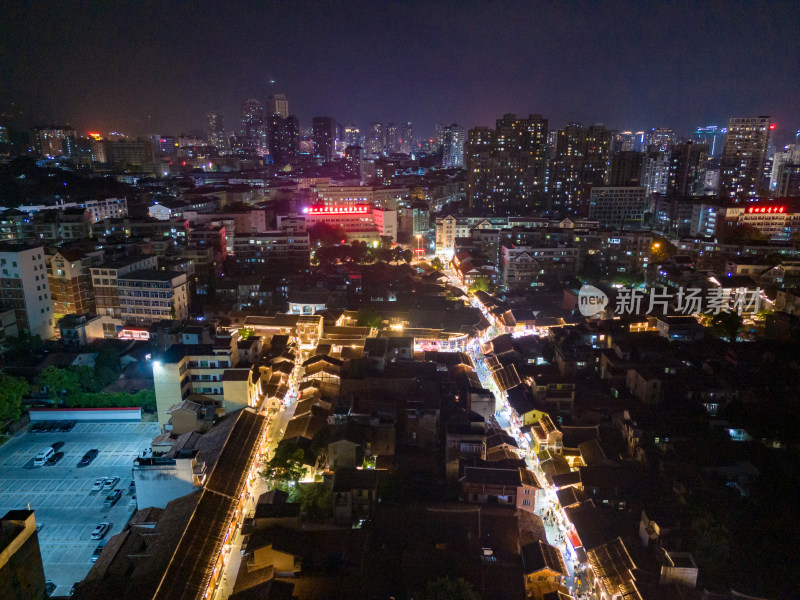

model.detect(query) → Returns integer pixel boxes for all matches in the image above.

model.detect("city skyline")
[2,1,798,143]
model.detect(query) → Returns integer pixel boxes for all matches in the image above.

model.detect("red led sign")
[305,205,369,215]
[747,206,786,214]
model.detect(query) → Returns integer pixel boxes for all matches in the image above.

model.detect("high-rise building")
[614,131,646,152]
[206,112,225,148]
[0,244,54,339]
[584,125,613,187]
[398,122,413,155]
[465,126,494,210]
[268,114,299,164]
[647,127,675,151]
[588,187,648,229]
[312,117,336,163]
[0,510,47,600]
[344,146,365,179]
[776,164,800,197]
[266,93,289,119]
[367,122,384,155]
[550,123,587,214]
[719,116,773,202]
[240,98,265,152]
[641,150,671,197]
[668,141,709,197]
[692,125,723,157]
[344,123,361,148]
[441,124,465,168]
[770,145,800,193]
[32,126,75,158]
[609,151,644,186]
[465,114,548,213]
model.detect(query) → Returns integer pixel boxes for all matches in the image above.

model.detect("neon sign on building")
[304,205,369,215]
[746,206,786,214]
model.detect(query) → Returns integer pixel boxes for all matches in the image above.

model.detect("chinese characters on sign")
[614,287,762,316]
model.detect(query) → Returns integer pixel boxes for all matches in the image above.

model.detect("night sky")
[2,0,798,142]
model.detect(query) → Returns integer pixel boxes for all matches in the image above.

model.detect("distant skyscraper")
[441,124,465,168]
[240,98,265,152]
[344,145,365,179]
[367,123,384,155]
[550,123,587,213]
[312,117,335,163]
[668,141,709,196]
[344,123,361,148]
[584,124,613,186]
[641,149,671,197]
[466,114,548,213]
[609,151,644,186]
[719,116,773,202]
[398,122,413,155]
[206,112,225,148]
[266,94,289,119]
[647,127,675,152]
[770,144,800,192]
[613,131,646,152]
[692,125,723,157]
[385,123,399,153]
[268,114,299,164]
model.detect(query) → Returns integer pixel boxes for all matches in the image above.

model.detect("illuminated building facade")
[441,124,465,168]
[302,204,397,242]
[312,116,336,162]
[32,125,75,158]
[266,93,289,119]
[466,114,548,214]
[720,116,773,202]
[731,202,800,241]
[206,112,225,148]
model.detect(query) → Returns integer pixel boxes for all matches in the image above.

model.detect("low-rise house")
[460,466,540,513]
[333,468,379,525]
[521,540,569,599]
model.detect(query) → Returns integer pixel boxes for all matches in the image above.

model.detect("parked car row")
[33,444,103,468]
[91,476,120,492]
[30,421,76,433]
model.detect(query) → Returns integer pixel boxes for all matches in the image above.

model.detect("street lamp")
[415,234,422,257]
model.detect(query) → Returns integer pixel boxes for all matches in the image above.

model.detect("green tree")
[719,223,768,244]
[261,441,306,488]
[468,275,494,294]
[431,257,444,271]
[0,374,28,424]
[290,482,333,521]
[308,222,347,247]
[420,576,479,600]
[356,305,383,329]
[650,236,677,263]
[38,365,82,403]
[710,310,743,341]
[238,326,255,340]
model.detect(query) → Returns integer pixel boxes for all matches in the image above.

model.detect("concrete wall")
[28,407,142,422]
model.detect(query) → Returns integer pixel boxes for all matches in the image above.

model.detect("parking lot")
[0,421,159,596]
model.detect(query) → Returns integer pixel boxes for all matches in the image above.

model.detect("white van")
[33,447,55,467]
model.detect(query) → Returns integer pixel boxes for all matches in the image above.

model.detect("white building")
[0,244,54,339]
[118,270,189,324]
[83,197,128,223]
[132,452,207,510]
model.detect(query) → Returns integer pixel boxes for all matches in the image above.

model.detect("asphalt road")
[0,421,159,596]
